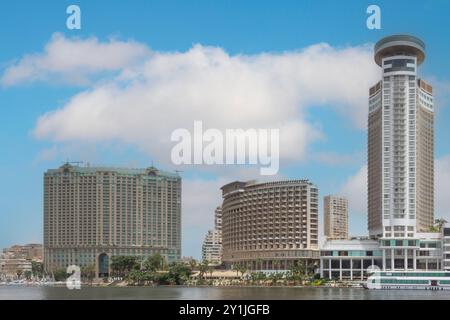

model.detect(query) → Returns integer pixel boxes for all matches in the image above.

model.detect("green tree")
[81,264,96,283]
[126,270,149,285]
[273,260,280,272]
[250,271,266,284]
[198,260,209,281]
[207,266,214,278]
[233,264,247,278]
[31,261,44,278]
[189,259,197,271]
[53,268,67,281]
[167,262,192,285]
[110,256,140,277]
[268,272,284,285]
[434,218,448,232]
[256,258,263,271]
[24,270,32,280]
[288,261,305,282]
[288,260,316,283]
[154,272,170,285]
[144,253,165,272]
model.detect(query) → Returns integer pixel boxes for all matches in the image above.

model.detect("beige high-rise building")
[324,195,348,240]
[368,35,434,238]
[214,206,222,231]
[202,230,222,266]
[221,180,319,271]
[43,163,181,277]
[202,206,223,266]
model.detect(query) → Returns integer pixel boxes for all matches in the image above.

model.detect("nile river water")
[1,286,450,300]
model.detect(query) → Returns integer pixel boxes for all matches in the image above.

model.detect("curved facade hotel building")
[43,164,181,277]
[221,180,319,271]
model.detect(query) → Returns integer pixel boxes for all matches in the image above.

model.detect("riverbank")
[0,280,364,289]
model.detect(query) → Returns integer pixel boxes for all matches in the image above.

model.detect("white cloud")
[339,156,450,235]
[182,178,224,229]
[11,34,380,171]
[340,165,368,217]
[181,169,287,258]
[2,34,383,256]
[1,33,149,86]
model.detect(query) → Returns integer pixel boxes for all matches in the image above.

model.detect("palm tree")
[24,271,32,280]
[31,261,44,279]
[256,258,263,271]
[273,260,280,273]
[288,262,302,282]
[232,264,238,277]
[237,264,248,278]
[189,259,197,271]
[435,218,448,232]
[81,264,96,284]
[207,266,214,278]
[198,260,209,281]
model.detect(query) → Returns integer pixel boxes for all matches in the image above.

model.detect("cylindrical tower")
[368,35,434,270]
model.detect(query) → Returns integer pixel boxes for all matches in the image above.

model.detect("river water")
[1,286,450,300]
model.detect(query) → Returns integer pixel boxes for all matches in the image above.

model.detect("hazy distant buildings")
[221,180,319,271]
[0,244,40,280]
[324,195,348,240]
[0,258,32,280]
[202,207,223,266]
[43,163,181,277]
[2,244,43,262]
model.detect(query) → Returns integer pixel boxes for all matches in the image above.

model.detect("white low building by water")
[320,228,449,281]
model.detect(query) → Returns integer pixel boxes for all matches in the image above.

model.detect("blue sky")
[1,0,450,258]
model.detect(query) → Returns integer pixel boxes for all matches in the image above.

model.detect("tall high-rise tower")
[324,195,349,240]
[368,35,434,238]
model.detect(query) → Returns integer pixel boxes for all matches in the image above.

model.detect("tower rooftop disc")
[374,34,425,66]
